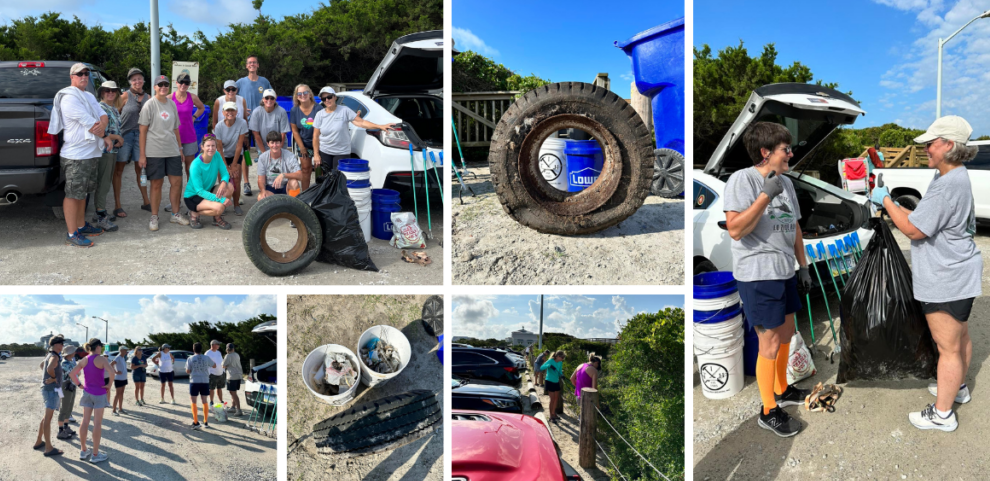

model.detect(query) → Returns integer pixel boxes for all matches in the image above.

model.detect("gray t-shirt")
[314,106,357,155]
[186,354,213,384]
[112,355,128,381]
[248,105,290,150]
[138,96,181,158]
[215,118,249,158]
[908,167,982,302]
[723,167,802,282]
[222,352,243,381]
[257,149,301,187]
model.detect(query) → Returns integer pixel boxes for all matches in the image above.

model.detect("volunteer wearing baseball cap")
[312,86,396,172]
[249,88,290,156]
[212,80,248,129]
[171,72,206,179]
[871,115,982,432]
[35,335,65,457]
[110,346,130,416]
[151,344,177,404]
[138,75,189,231]
[114,67,152,219]
[214,101,249,214]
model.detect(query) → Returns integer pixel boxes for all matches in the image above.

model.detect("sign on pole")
[171,61,200,95]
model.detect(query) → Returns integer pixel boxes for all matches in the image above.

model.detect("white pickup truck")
[873,140,990,220]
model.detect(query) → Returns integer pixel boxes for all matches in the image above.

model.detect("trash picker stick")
[408,144,420,228]
[422,149,433,240]
[428,150,445,203]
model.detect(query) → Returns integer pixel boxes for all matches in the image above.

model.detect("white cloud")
[451,295,500,331]
[454,295,645,342]
[169,0,256,27]
[452,26,499,56]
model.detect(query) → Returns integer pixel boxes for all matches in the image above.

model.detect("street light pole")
[150,0,160,81]
[92,316,109,345]
[935,10,990,119]
[76,323,89,343]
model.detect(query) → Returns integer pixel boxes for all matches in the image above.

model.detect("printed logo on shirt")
[160,111,170,121]
[302,117,314,129]
[767,196,796,233]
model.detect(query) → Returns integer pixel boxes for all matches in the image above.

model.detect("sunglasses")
[775,146,793,155]
[178,81,190,86]
[297,91,311,97]
[264,97,276,101]
[321,94,335,101]
[925,138,942,148]
[225,87,237,92]
[203,133,216,139]
[72,71,90,77]
[156,83,170,88]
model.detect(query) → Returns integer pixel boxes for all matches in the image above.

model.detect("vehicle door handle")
[717,221,727,231]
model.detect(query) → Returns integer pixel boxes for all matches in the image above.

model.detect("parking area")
[0,162,442,285]
[0,356,276,481]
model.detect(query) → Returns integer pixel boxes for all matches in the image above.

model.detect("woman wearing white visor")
[312,86,395,172]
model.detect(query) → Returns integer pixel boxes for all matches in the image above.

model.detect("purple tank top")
[172,92,197,143]
[575,363,593,398]
[83,353,107,396]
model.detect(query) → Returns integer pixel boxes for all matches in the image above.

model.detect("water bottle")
[140,169,148,187]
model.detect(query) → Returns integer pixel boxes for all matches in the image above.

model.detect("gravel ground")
[0,156,443,285]
[452,162,684,285]
[286,295,443,481]
[0,357,276,481]
[693,223,990,480]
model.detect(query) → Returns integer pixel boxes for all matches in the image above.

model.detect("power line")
[595,405,671,481]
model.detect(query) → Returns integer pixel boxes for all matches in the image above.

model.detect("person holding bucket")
[540,351,566,424]
[312,86,395,172]
[256,131,304,199]
[723,121,813,438]
[870,115,982,432]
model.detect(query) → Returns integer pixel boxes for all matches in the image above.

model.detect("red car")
[452,409,581,481]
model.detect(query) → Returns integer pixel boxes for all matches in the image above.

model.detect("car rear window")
[0,67,102,99]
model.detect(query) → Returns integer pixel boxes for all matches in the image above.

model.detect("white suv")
[244,320,277,408]
[0,350,11,360]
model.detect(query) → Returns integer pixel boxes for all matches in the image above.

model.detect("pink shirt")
[172,92,197,143]
[574,363,594,398]
[83,353,107,396]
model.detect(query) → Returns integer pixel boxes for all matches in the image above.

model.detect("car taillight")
[368,127,412,149]
[36,120,57,157]
[868,173,875,191]
[503,366,517,373]
[18,61,45,68]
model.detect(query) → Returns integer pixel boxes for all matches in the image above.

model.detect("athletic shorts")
[60,156,99,200]
[181,142,198,157]
[159,371,175,383]
[545,380,561,393]
[224,156,241,166]
[146,156,182,180]
[226,379,241,392]
[79,391,111,409]
[42,387,60,410]
[737,276,802,330]
[265,184,287,195]
[189,382,210,397]
[184,195,205,212]
[209,373,226,390]
[114,379,128,388]
[921,298,974,323]
[319,152,350,172]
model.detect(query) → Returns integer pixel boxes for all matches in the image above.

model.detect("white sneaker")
[170,214,190,226]
[79,449,91,460]
[89,451,108,463]
[928,383,971,404]
[149,215,159,231]
[68,416,77,423]
[909,403,958,432]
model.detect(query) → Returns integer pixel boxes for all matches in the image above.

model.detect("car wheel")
[421,295,443,337]
[652,148,685,198]
[895,194,920,211]
[694,258,718,277]
[314,390,441,457]
[242,195,323,276]
[488,82,654,235]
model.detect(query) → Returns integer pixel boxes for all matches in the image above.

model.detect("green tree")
[452,50,550,94]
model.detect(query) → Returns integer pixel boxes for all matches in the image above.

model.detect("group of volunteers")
[35,335,246,463]
[531,350,601,424]
[723,115,981,437]
[53,55,395,247]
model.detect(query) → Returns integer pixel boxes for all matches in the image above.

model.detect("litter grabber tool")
[448,150,474,204]
[408,144,421,230]
[817,242,845,294]
[829,244,852,282]
[806,245,840,363]
[428,150,445,203]
[451,118,477,180]
[421,149,433,240]
[837,238,857,271]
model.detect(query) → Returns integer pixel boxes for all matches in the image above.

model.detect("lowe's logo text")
[568,167,600,186]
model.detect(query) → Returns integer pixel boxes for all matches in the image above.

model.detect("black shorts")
[319,152,351,172]
[184,195,205,212]
[226,380,241,391]
[189,383,209,397]
[114,380,128,388]
[921,298,974,322]
[545,380,561,393]
[737,276,802,330]
[159,371,175,383]
[146,156,182,180]
[224,156,241,166]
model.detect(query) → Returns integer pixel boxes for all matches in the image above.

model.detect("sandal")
[213,217,231,230]
[33,442,45,451]
[43,448,64,457]
[189,215,203,229]
[113,207,127,219]
[140,203,151,212]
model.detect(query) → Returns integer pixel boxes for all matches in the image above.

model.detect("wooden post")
[630,81,653,131]
[556,392,564,414]
[579,387,599,469]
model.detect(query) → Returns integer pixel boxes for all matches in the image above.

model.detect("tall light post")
[936,9,990,118]
[76,323,89,343]
[92,316,109,345]
[150,0,160,81]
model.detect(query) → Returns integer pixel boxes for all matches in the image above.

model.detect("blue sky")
[696,0,990,135]
[0,0,323,39]
[0,294,276,345]
[451,294,683,341]
[453,0,684,99]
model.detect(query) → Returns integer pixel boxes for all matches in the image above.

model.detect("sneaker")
[164,201,172,213]
[909,403,958,432]
[150,215,159,231]
[235,408,244,416]
[111,410,119,416]
[159,399,167,404]
[79,449,91,460]
[203,422,210,429]
[118,408,127,415]
[191,422,202,430]
[758,406,800,437]
[171,399,176,405]
[68,416,77,424]
[78,222,104,237]
[65,232,94,248]
[243,183,253,196]
[776,385,811,408]
[89,451,108,464]
[234,205,243,216]
[189,215,203,229]
[928,383,971,404]
[56,428,73,439]
[94,213,118,232]
[170,214,190,226]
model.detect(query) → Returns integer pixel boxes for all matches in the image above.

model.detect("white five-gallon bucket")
[339,159,372,242]
[538,137,568,191]
[696,335,744,400]
[302,344,361,406]
[357,325,412,387]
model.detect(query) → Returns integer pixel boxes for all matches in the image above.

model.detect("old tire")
[314,390,441,457]
[895,194,920,211]
[652,148,685,198]
[489,82,654,235]
[242,195,322,276]
[421,295,443,337]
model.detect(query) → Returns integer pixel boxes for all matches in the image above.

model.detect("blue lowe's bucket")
[338,159,369,172]
[371,188,401,240]
[193,106,212,154]
[564,140,604,192]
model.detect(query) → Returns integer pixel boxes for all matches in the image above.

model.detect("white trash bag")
[786,331,817,385]
[211,403,228,423]
[389,212,426,249]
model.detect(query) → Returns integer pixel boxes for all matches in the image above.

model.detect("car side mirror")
[717,221,727,231]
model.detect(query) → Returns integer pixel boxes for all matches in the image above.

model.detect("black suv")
[452,347,523,386]
[451,377,524,413]
[0,61,109,211]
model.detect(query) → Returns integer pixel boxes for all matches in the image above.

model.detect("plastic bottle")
[140,169,147,186]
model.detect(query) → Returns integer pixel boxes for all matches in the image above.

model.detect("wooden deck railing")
[451,91,520,147]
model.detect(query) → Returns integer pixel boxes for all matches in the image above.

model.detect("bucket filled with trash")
[302,344,361,406]
[357,325,412,387]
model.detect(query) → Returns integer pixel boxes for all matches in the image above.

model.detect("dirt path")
[693,225,990,479]
[0,357,276,481]
[0,156,443,285]
[452,162,684,285]
[286,295,443,481]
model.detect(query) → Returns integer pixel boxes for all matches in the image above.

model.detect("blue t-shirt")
[235,76,272,118]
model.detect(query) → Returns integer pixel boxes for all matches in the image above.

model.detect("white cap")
[223,79,237,89]
[222,101,237,111]
[914,115,973,145]
[262,88,277,99]
[100,81,119,90]
[70,63,89,75]
[319,86,336,96]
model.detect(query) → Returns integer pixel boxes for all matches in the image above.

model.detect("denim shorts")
[737,276,802,330]
[42,387,60,410]
[117,130,140,163]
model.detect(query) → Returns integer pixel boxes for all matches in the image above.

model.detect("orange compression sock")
[191,403,199,423]
[757,354,778,414]
[203,404,210,424]
[775,341,791,395]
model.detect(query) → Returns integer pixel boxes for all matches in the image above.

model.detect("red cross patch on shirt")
[160,111,170,121]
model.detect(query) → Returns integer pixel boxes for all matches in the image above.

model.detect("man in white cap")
[313,86,395,171]
[215,100,249,214]
[139,74,189,231]
[206,340,226,406]
[48,63,109,247]
[236,56,272,196]
[871,115,982,432]
[249,88,290,156]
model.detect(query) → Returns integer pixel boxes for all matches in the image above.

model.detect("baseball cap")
[161,344,171,350]
[222,101,237,111]
[119,346,130,352]
[176,73,191,84]
[223,80,237,90]
[127,67,144,80]
[914,115,973,145]
[70,63,89,75]
[211,339,221,346]
[155,75,170,86]
[262,88,277,99]
[319,86,336,96]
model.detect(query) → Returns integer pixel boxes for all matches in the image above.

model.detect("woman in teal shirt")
[183,135,234,229]
[541,351,565,423]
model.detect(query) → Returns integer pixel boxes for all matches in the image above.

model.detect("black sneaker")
[758,406,800,437]
[777,385,811,407]
[191,422,202,430]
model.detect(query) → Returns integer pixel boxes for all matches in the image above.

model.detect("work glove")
[798,266,813,296]
[761,171,784,200]
[870,185,890,207]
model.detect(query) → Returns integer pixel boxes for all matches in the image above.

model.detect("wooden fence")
[858,145,929,168]
[451,91,520,147]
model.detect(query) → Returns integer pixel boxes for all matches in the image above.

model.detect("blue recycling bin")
[194,106,211,155]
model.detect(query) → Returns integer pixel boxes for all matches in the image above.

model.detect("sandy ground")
[693,224,990,480]
[0,356,276,481]
[0,156,443,285]
[286,295,443,481]
[451,162,684,285]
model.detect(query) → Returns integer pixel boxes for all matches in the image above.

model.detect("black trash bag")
[297,170,378,272]
[836,218,937,383]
